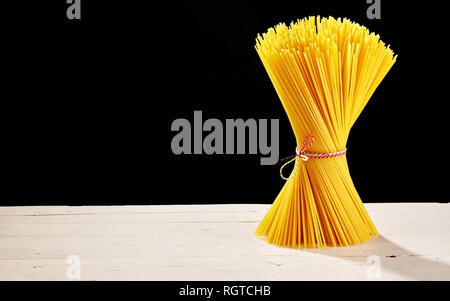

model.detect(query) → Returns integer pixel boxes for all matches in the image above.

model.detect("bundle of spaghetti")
[255,16,397,248]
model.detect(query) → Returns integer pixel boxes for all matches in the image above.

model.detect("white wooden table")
[0,203,449,281]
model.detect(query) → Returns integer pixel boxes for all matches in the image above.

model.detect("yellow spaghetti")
[255,16,397,248]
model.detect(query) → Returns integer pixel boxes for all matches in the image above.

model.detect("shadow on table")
[304,235,450,280]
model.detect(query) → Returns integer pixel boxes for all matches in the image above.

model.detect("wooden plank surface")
[0,203,449,281]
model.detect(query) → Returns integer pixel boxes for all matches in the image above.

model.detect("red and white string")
[280,134,347,180]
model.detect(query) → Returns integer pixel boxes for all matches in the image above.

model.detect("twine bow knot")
[279,134,347,181]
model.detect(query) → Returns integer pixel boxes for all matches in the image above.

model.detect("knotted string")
[280,134,347,180]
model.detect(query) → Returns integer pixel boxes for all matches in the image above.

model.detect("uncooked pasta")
[255,16,397,248]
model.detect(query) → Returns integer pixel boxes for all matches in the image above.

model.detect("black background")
[2,281,447,300]
[1,0,448,205]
